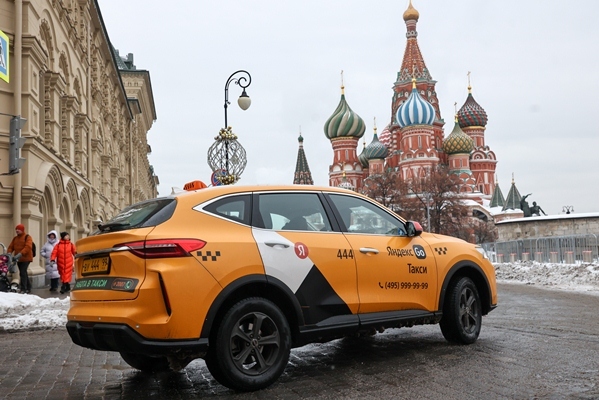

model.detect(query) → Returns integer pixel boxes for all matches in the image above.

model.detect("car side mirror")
[406,221,423,237]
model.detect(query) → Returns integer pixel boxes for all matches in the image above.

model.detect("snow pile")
[495,261,599,294]
[0,292,70,333]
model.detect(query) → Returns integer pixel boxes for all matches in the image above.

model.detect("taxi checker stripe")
[197,250,221,261]
[434,247,448,255]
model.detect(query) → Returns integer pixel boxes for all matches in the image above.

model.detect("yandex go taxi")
[67,183,497,392]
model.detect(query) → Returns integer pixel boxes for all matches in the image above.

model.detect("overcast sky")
[98,0,599,214]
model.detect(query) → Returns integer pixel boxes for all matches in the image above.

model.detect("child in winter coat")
[51,232,76,294]
[40,230,59,291]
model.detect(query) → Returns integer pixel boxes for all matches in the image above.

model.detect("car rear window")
[96,198,176,234]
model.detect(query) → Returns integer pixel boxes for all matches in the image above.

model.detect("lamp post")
[207,70,252,185]
[224,70,252,127]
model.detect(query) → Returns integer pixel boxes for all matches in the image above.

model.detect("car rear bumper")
[66,321,208,357]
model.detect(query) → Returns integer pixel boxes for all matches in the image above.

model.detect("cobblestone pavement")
[1,283,598,399]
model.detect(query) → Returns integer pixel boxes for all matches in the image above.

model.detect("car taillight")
[115,239,206,259]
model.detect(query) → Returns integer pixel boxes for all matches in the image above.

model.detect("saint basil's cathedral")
[293,0,519,221]
[292,1,529,221]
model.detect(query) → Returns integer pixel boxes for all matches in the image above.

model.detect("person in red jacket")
[7,224,34,294]
[51,232,76,294]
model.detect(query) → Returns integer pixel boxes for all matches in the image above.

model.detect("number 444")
[337,249,354,259]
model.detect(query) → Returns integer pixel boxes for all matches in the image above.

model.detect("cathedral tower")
[457,77,496,195]
[396,78,439,180]
[387,0,445,167]
[443,115,476,192]
[293,131,314,185]
[324,79,366,190]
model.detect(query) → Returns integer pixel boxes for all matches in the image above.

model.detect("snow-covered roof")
[496,212,599,224]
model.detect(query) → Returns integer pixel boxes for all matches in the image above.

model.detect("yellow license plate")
[81,256,110,275]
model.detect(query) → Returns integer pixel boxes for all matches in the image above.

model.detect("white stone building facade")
[0,0,158,284]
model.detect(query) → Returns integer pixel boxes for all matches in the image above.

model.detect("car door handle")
[264,242,290,248]
[360,247,379,254]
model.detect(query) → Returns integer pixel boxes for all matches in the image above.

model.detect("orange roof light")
[183,180,208,191]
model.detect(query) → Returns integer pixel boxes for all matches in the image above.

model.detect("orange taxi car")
[67,184,497,391]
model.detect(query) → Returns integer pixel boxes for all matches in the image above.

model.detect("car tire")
[120,352,171,372]
[440,276,482,344]
[208,297,291,392]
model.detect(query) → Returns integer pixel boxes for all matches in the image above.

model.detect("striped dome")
[378,124,392,148]
[443,119,474,155]
[364,133,389,160]
[458,90,488,128]
[396,79,436,128]
[324,90,366,140]
[358,140,369,168]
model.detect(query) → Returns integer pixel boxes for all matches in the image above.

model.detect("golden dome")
[403,0,420,22]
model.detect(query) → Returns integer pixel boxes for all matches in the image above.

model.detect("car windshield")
[97,198,176,233]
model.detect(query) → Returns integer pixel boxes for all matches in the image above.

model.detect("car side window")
[257,193,332,232]
[328,194,406,236]
[201,194,251,225]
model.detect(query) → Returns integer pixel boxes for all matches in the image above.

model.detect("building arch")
[58,51,71,88]
[73,205,84,241]
[65,178,79,213]
[39,16,57,68]
[58,196,72,237]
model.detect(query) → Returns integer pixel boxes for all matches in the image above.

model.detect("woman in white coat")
[40,230,59,291]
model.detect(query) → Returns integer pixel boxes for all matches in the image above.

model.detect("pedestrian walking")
[40,230,59,292]
[7,224,33,294]
[51,232,76,294]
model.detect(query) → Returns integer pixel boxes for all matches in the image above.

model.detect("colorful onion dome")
[396,78,436,128]
[443,117,474,155]
[458,86,488,128]
[364,131,389,160]
[324,86,366,140]
[378,124,392,148]
[403,0,419,21]
[358,139,369,168]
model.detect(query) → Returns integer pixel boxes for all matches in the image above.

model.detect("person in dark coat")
[51,232,76,294]
[7,224,33,294]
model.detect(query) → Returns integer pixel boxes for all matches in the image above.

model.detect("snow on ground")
[0,293,70,332]
[1,261,598,332]
[495,261,599,294]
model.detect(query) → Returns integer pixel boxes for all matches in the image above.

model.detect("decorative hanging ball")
[207,126,247,185]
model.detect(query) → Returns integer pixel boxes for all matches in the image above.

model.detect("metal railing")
[481,234,598,264]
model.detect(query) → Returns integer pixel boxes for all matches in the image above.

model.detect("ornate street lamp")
[207,70,252,185]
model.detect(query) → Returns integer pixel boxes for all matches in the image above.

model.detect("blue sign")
[0,30,8,83]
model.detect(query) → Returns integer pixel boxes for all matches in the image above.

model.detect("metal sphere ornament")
[207,126,247,185]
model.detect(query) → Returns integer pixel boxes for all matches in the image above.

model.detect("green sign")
[73,277,139,292]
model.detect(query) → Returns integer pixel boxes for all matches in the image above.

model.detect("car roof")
[176,184,356,197]
[171,184,364,208]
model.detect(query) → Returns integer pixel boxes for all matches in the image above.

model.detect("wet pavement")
[1,283,599,399]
